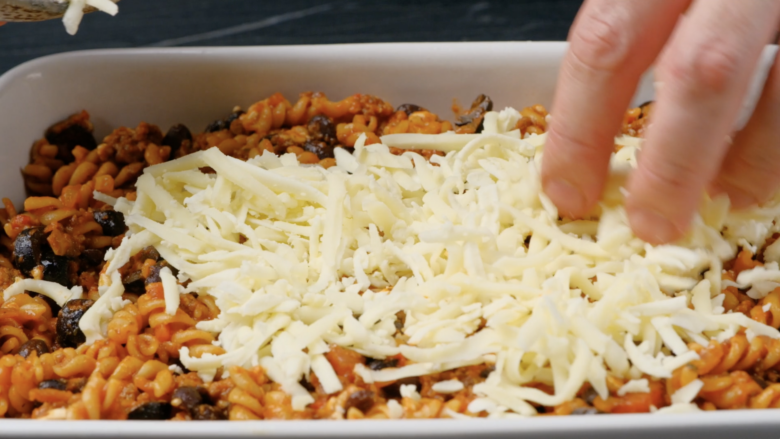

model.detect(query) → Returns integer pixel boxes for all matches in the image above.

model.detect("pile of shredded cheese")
[61,0,118,35]
[8,107,780,417]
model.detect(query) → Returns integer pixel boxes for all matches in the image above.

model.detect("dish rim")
[0,42,779,436]
[1,409,780,437]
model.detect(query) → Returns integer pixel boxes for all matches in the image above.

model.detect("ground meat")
[0,266,20,290]
[46,223,84,258]
[190,404,225,420]
[104,122,164,165]
[344,389,375,413]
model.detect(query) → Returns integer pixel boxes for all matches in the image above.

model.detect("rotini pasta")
[2,93,779,421]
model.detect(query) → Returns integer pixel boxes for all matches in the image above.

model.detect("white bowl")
[0,42,777,439]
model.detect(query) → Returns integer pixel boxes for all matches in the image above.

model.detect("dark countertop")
[0,0,582,74]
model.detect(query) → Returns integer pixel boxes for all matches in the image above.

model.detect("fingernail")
[629,207,681,244]
[545,178,587,217]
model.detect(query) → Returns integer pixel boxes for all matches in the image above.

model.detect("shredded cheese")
[617,379,650,396]
[671,379,704,405]
[2,279,82,306]
[60,107,780,415]
[432,379,465,394]
[61,0,118,35]
[160,267,181,315]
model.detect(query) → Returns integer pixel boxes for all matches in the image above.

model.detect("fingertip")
[542,177,590,218]
[627,205,687,245]
[709,179,761,210]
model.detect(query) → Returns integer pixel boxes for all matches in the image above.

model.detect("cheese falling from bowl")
[27,106,780,416]
[61,0,118,35]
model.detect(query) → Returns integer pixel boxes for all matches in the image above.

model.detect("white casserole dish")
[0,42,777,439]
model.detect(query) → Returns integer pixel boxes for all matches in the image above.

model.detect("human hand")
[541,0,780,244]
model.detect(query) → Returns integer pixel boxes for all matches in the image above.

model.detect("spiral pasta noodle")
[8,94,780,421]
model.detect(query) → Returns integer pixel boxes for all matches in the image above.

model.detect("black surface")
[0,0,582,74]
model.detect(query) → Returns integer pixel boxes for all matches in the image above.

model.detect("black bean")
[581,387,599,405]
[13,227,45,276]
[146,264,163,285]
[455,94,493,133]
[571,407,603,415]
[145,261,177,285]
[162,124,193,152]
[191,404,225,421]
[140,246,161,262]
[479,365,495,379]
[307,115,337,145]
[205,110,245,133]
[205,119,228,133]
[55,144,75,164]
[170,358,189,375]
[382,376,420,399]
[225,110,245,125]
[56,299,94,348]
[128,402,173,420]
[396,104,426,116]
[38,379,67,391]
[754,375,770,389]
[123,270,146,294]
[46,123,97,153]
[299,377,316,393]
[41,251,71,287]
[302,140,335,159]
[80,248,107,269]
[18,339,50,358]
[344,389,375,413]
[93,210,126,237]
[366,357,398,371]
[171,386,204,411]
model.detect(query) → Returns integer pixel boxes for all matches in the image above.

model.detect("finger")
[542,0,690,218]
[626,0,780,244]
[711,49,780,208]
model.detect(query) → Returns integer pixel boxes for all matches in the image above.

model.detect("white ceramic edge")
[0,42,778,438]
[0,41,570,86]
[1,409,780,437]
[3,40,770,131]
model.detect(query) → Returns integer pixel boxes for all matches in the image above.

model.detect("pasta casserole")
[2,93,780,421]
